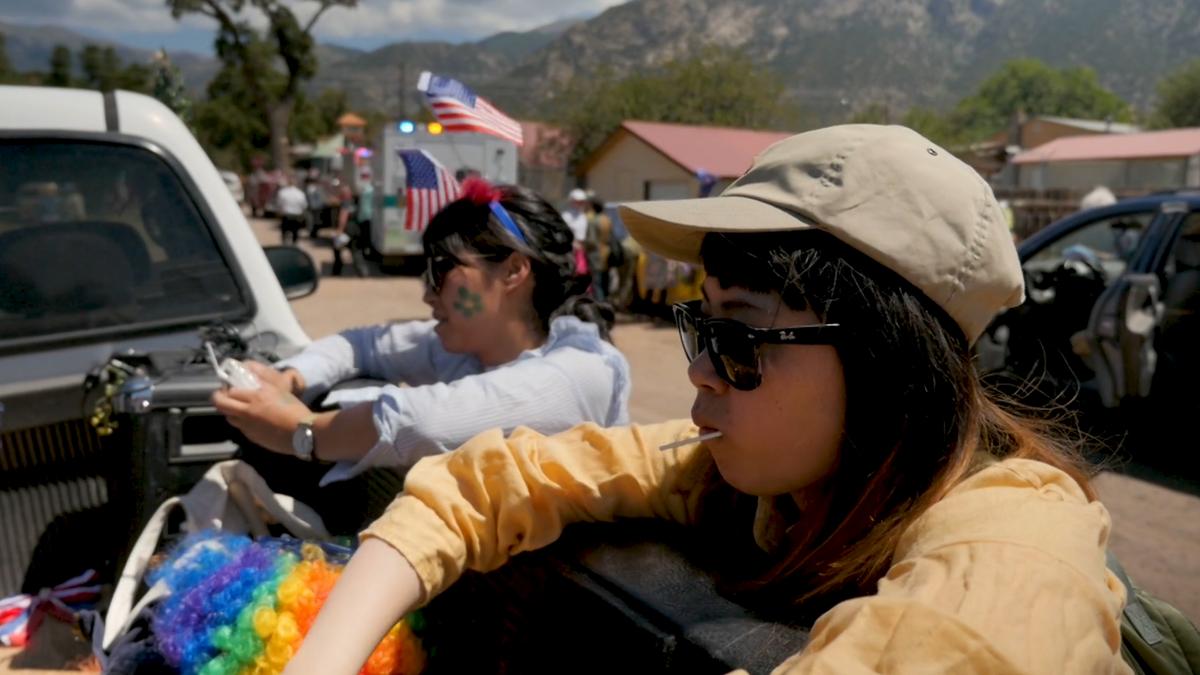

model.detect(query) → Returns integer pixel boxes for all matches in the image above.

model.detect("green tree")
[553,46,808,166]
[0,33,11,82]
[78,45,152,93]
[169,0,356,170]
[47,45,72,87]
[314,88,348,134]
[80,45,119,90]
[848,102,892,125]
[951,59,1131,141]
[290,87,347,143]
[1151,59,1200,129]
[116,61,152,92]
[194,61,354,170]
[193,56,270,170]
[901,107,961,147]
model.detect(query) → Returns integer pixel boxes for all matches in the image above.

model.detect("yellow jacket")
[363,420,1130,674]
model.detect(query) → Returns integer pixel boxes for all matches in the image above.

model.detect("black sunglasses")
[672,300,842,391]
[423,254,460,293]
[424,250,516,293]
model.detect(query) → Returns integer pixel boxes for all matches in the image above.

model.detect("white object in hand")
[204,341,261,390]
[219,358,261,390]
[659,431,722,451]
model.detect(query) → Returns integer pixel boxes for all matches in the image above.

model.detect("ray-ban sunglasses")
[672,300,842,391]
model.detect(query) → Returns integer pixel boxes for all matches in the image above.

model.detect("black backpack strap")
[1107,549,1165,646]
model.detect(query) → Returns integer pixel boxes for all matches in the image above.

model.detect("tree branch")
[302,1,335,35]
[197,0,272,113]
[201,0,243,49]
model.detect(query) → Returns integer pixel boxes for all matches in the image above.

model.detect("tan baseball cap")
[619,124,1024,343]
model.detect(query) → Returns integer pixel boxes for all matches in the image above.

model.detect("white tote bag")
[100,459,330,650]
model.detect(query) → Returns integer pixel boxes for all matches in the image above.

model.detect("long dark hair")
[695,230,1094,620]
[423,179,614,340]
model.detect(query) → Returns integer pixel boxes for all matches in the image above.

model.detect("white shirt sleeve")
[318,346,623,485]
[277,321,475,402]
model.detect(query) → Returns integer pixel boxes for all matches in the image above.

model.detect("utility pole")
[398,61,409,120]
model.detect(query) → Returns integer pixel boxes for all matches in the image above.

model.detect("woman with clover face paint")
[213,178,628,531]
[417,180,600,357]
[289,126,1127,674]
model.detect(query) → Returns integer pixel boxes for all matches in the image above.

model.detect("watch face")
[292,424,314,460]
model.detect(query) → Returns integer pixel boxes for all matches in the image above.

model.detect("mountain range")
[5,0,1200,123]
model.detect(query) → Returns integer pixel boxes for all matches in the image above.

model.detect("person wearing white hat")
[562,187,590,243]
[287,126,1125,674]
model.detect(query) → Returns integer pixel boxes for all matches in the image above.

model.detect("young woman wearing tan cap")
[285,125,1126,674]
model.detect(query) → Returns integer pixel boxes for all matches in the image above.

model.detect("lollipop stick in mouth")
[659,431,722,451]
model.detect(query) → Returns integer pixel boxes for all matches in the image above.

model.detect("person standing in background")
[610,207,641,311]
[562,188,591,281]
[351,172,376,277]
[584,195,613,300]
[304,169,327,237]
[561,188,590,243]
[275,177,308,245]
[330,184,356,276]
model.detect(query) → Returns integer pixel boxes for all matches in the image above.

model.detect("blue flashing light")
[398,120,416,134]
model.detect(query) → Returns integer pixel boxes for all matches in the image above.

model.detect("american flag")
[399,149,461,232]
[0,569,101,647]
[417,71,524,146]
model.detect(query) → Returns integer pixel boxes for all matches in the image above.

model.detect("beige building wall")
[584,133,696,203]
[1019,119,1105,149]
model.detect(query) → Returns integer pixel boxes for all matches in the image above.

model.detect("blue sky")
[0,0,624,54]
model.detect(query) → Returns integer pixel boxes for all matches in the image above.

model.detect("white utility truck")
[370,122,518,264]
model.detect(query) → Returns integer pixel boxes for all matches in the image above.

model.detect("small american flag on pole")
[399,149,462,232]
[417,71,524,146]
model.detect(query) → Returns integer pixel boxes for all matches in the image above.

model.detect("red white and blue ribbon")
[0,569,101,647]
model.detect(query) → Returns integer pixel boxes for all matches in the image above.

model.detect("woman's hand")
[284,539,423,674]
[243,361,306,396]
[212,379,313,455]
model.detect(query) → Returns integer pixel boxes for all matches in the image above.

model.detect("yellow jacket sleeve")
[758,459,1129,674]
[360,419,707,603]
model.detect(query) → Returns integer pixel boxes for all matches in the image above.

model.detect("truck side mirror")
[262,245,319,299]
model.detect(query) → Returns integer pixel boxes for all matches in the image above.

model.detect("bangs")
[699,231,829,313]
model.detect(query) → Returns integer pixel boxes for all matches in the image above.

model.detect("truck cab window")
[0,140,247,344]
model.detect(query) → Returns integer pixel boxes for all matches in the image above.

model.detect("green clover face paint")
[453,286,484,318]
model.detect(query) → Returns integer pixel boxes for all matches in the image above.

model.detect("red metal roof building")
[578,120,794,202]
[1010,127,1200,191]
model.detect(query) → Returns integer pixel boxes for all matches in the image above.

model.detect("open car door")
[1076,273,1163,408]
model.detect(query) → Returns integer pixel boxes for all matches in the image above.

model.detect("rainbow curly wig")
[150,531,424,675]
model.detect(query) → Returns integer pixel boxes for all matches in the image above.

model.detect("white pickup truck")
[0,85,317,596]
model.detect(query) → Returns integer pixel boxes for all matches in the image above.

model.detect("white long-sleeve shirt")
[562,207,589,242]
[277,315,631,485]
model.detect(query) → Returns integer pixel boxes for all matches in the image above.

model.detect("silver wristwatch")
[291,417,316,462]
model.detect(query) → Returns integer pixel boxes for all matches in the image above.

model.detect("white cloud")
[66,0,208,32]
[3,0,628,47]
[310,0,626,41]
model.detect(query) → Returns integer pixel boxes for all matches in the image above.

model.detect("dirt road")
[262,217,1200,622]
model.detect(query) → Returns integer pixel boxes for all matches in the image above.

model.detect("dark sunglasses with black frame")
[423,254,460,294]
[672,300,843,391]
[423,251,513,294]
